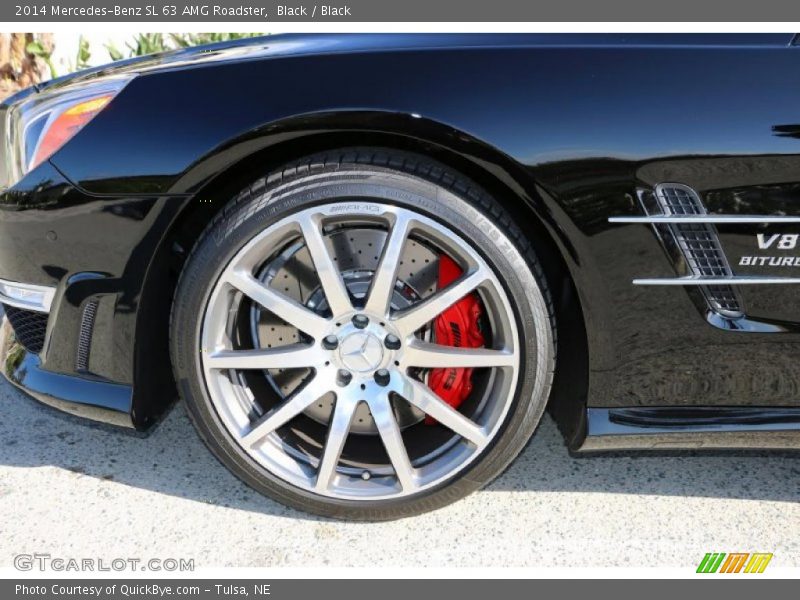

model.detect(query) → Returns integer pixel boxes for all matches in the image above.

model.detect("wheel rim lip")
[199,200,525,500]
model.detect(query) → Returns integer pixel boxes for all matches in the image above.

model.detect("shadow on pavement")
[0,376,797,522]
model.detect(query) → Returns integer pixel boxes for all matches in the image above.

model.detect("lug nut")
[337,369,353,387]
[374,368,391,387]
[322,335,339,350]
[352,314,369,329]
[384,334,401,350]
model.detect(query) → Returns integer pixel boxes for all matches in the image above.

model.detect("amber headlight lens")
[1,75,133,189]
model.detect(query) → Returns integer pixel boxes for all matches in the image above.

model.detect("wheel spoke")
[300,217,353,316]
[363,213,411,317]
[207,344,321,370]
[392,268,488,338]
[225,269,328,338]
[315,396,358,492]
[241,377,328,448]
[369,395,416,491]
[402,340,516,369]
[399,376,488,447]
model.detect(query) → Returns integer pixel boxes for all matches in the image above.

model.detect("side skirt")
[576,406,800,452]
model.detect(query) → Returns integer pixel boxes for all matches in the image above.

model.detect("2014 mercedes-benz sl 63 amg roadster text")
[2,33,800,519]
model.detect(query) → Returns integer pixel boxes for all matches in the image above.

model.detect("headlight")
[1,75,133,189]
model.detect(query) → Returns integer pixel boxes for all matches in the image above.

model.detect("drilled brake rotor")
[248,227,440,434]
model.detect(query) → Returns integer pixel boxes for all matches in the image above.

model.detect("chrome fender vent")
[651,184,743,317]
[608,185,800,324]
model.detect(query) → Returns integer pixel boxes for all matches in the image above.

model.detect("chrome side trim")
[609,215,800,224]
[634,276,800,286]
[0,278,55,313]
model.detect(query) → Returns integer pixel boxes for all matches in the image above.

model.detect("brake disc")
[248,227,440,434]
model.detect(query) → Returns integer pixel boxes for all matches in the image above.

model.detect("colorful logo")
[696,553,773,574]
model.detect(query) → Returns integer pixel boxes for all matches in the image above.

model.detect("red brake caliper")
[426,254,485,424]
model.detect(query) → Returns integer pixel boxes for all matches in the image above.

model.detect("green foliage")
[75,36,91,71]
[126,33,170,56]
[169,33,263,48]
[28,32,266,81]
[25,40,57,79]
[105,33,263,63]
[36,35,92,78]
[105,43,124,62]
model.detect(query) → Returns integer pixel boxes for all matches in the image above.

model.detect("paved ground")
[1,372,798,571]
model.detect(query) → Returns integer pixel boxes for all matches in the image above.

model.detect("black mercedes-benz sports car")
[2,33,800,519]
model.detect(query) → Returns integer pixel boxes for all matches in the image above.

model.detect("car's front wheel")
[170,149,555,520]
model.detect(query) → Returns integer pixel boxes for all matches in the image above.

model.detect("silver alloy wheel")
[200,202,521,500]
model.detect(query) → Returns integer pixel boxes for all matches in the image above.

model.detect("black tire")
[170,148,556,520]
